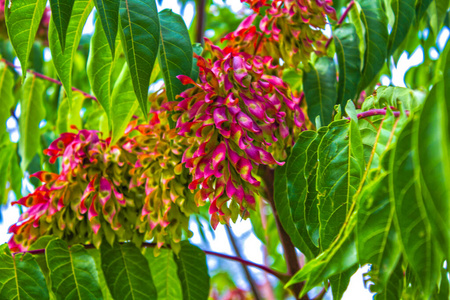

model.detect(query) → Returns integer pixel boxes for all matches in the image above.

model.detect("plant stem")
[195,0,206,44]
[14,241,288,281]
[325,0,355,49]
[226,225,262,300]
[261,166,308,300]
[346,108,410,120]
[1,59,97,101]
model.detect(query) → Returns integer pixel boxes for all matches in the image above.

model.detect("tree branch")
[261,166,309,300]
[1,59,97,101]
[226,225,262,300]
[13,241,288,281]
[195,0,206,44]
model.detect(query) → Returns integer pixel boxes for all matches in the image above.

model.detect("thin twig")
[325,0,355,49]
[1,59,97,101]
[226,225,262,300]
[14,241,288,281]
[345,108,410,120]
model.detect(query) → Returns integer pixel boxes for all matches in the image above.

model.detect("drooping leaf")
[158,9,193,103]
[374,259,404,299]
[285,130,320,259]
[274,161,314,255]
[349,1,365,66]
[93,0,120,57]
[89,249,114,300]
[119,0,160,118]
[431,0,450,37]
[87,20,121,124]
[174,241,210,300]
[317,120,364,250]
[144,248,182,300]
[303,57,337,126]
[388,0,415,55]
[46,239,102,300]
[100,241,157,300]
[18,75,46,172]
[329,265,357,300]
[0,61,15,136]
[304,126,328,247]
[56,92,84,135]
[110,63,139,145]
[358,0,389,92]
[389,117,442,297]
[0,143,13,205]
[415,0,432,24]
[333,24,361,106]
[285,215,358,298]
[49,0,94,105]
[417,83,450,259]
[5,0,47,76]
[357,174,401,290]
[0,244,49,300]
[49,0,76,51]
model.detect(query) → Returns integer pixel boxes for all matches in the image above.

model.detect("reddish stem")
[14,241,288,281]
[346,108,410,120]
[1,59,97,101]
[325,0,355,49]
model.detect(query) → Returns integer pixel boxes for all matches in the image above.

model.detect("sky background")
[1,0,449,299]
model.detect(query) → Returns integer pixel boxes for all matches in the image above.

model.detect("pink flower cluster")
[9,108,195,252]
[172,39,305,228]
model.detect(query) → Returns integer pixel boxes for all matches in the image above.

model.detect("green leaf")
[431,0,450,37]
[329,265,357,300]
[174,241,210,300]
[18,75,46,172]
[5,0,47,77]
[274,162,313,255]
[93,0,120,57]
[303,57,337,126]
[317,120,364,250]
[50,0,76,52]
[56,93,84,135]
[358,0,389,92]
[46,239,102,300]
[415,0,432,23]
[333,24,361,106]
[87,20,120,124]
[0,244,49,300]
[361,86,425,111]
[158,9,193,103]
[144,248,182,300]
[304,126,328,246]
[388,0,415,55]
[349,1,366,66]
[119,0,160,117]
[110,64,139,145]
[89,249,113,300]
[417,83,450,259]
[389,117,441,297]
[0,143,13,205]
[190,43,202,83]
[0,61,15,136]
[357,174,401,289]
[285,130,320,259]
[285,215,358,298]
[374,259,404,299]
[49,0,94,105]
[101,241,157,300]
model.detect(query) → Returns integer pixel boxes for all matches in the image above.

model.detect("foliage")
[0,0,449,299]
